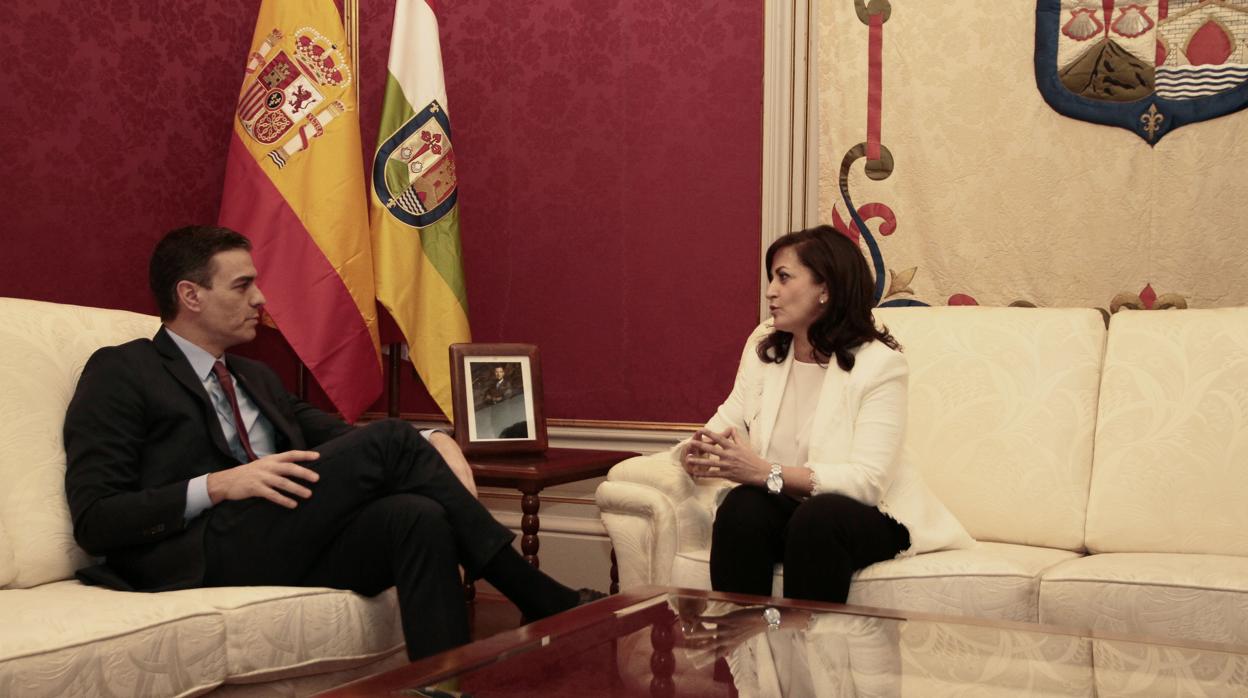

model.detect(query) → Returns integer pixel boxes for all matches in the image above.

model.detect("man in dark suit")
[64,225,597,660]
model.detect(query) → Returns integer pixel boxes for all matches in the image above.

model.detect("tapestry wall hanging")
[817,0,1248,313]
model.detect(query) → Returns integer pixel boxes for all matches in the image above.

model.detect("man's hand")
[206,450,321,509]
[685,427,769,486]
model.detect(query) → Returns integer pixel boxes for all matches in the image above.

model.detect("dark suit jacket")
[63,327,353,591]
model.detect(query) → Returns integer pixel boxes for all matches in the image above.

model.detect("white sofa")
[597,306,1248,646]
[0,298,406,697]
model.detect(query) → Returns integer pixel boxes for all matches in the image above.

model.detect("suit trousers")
[202,419,514,659]
[709,487,910,603]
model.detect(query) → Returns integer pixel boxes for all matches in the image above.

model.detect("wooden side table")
[469,447,637,594]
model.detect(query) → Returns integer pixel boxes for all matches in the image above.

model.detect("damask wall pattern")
[817,1,1248,312]
[0,0,764,424]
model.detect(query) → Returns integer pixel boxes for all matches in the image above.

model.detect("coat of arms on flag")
[373,100,458,227]
[236,26,354,168]
[1036,0,1248,143]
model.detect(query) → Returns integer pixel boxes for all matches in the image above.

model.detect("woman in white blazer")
[683,226,970,603]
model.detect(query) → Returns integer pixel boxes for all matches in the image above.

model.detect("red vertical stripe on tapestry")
[867,13,883,161]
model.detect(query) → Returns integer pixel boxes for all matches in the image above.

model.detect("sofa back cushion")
[874,307,1105,551]
[1086,308,1248,555]
[0,519,16,587]
[0,298,161,588]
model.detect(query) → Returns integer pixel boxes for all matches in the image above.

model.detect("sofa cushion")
[671,542,1079,622]
[0,518,16,588]
[1087,308,1248,556]
[874,307,1105,551]
[0,298,161,588]
[187,585,405,683]
[1039,552,1248,646]
[850,542,1080,622]
[0,580,226,697]
[209,652,409,697]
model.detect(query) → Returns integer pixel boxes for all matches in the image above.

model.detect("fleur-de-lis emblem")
[1140,104,1164,142]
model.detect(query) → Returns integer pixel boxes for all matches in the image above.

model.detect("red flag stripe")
[219,133,381,421]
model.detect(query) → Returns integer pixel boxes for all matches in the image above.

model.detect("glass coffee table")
[318,585,1248,696]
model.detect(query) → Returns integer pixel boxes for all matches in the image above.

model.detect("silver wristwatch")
[765,463,784,495]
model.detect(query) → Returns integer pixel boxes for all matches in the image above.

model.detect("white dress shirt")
[167,328,440,521]
[167,329,277,520]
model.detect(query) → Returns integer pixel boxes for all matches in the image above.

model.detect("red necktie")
[212,361,258,462]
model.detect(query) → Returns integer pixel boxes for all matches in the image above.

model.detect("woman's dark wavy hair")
[757,225,899,371]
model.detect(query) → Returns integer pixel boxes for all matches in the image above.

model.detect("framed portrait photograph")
[449,343,548,455]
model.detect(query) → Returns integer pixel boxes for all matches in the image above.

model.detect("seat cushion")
[209,652,409,697]
[0,298,160,588]
[672,542,1079,622]
[1087,308,1248,556]
[1039,553,1248,646]
[875,307,1105,551]
[0,580,226,697]
[188,585,405,683]
[851,542,1080,621]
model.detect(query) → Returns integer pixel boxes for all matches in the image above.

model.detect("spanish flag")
[219,0,382,422]
[370,0,471,419]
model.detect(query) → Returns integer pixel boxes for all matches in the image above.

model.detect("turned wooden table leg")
[649,612,676,698]
[520,489,541,568]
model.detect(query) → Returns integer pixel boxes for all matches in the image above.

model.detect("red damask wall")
[0,1,762,425]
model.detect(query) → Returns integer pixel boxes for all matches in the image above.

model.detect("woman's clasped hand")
[682,427,770,486]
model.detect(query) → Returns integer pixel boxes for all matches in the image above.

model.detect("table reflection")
[635,594,1248,697]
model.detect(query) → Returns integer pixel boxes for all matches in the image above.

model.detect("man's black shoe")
[576,587,608,606]
[520,587,608,625]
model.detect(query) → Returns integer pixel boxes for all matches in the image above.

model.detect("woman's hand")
[685,427,770,486]
[677,605,817,656]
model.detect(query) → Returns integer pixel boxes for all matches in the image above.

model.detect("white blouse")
[765,359,827,471]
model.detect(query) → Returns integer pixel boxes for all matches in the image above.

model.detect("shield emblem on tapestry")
[1035,0,1248,144]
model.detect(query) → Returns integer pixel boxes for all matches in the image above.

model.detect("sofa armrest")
[596,453,729,589]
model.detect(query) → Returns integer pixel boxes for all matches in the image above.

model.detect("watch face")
[766,473,782,494]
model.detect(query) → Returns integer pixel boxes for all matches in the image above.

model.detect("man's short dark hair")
[149,226,252,321]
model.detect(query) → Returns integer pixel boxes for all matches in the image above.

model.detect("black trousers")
[709,486,909,603]
[202,419,515,660]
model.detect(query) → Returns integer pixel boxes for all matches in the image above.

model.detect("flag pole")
[345,0,360,103]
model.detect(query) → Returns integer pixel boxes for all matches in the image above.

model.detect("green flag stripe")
[419,207,469,310]
[377,72,417,150]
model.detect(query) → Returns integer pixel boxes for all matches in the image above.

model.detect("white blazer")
[688,321,972,556]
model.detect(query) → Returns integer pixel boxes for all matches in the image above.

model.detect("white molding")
[405,419,686,454]
[546,423,686,453]
[761,0,819,322]
[491,510,607,538]
[803,0,820,227]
